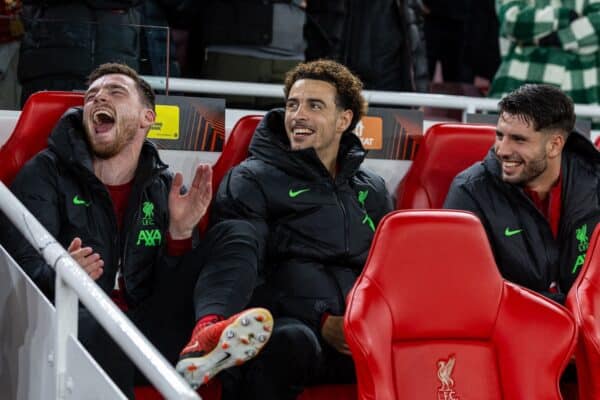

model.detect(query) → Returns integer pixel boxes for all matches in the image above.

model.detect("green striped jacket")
[489,0,600,104]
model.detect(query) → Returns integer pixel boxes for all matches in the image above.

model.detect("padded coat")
[1,108,179,307]
[445,132,600,303]
[212,109,393,331]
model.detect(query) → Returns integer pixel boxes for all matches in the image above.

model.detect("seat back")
[345,210,576,400]
[566,224,600,400]
[595,135,600,149]
[198,115,263,234]
[396,123,495,209]
[0,91,84,185]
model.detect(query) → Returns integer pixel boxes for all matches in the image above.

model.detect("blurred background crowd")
[1,0,597,116]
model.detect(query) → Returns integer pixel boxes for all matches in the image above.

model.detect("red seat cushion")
[0,91,84,185]
[134,379,221,400]
[396,123,495,209]
[345,210,576,399]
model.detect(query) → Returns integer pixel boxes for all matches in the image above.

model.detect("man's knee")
[209,219,257,245]
[265,319,321,365]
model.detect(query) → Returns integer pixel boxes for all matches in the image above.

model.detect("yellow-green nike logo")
[73,195,90,207]
[504,227,523,237]
[288,188,310,198]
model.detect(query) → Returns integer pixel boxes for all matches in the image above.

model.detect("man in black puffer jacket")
[1,63,263,398]
[176,60,393,399]
[445,84,600,304]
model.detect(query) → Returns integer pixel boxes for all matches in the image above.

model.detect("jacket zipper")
[120,163,165,297]
[333,184,349,257]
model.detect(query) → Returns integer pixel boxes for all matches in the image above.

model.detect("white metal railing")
[0,182,200,400]
[143,76,600,122]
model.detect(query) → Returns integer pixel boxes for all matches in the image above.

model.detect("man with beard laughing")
[444,84,600,304]
[1,63,267,398]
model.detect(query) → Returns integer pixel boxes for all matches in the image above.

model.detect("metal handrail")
[0,182,200,400]
[143,76,600,122]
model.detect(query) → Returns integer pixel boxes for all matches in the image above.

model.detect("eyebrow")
[496,129,527,140]
[287,97,327,105]
[86,83,129,95]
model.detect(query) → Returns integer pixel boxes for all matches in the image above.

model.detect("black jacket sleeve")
[211,165,270,275]
[443,176,482,214]
[373,176,394,226]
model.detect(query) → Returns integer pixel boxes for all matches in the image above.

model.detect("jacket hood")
[483,130,600,177]
[47,107,167,175]
[248,108,367,181]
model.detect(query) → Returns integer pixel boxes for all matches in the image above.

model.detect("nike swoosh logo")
[288,188,310,198]
[216,352,231,365]
[73,195,90,207]
[504,228,523,237]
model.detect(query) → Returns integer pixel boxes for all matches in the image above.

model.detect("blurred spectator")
[465,0,500,95]
[305,0,428,92]
[489,1,600,105]
[17,0,198,106]
[0,0,23,110]
[141,0,199,77]
[186,0,306,108]
[422,0,472,83]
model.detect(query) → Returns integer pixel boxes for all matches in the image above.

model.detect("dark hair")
[498,84,575,137]
[87,63,155,110]
[283,59,367,133]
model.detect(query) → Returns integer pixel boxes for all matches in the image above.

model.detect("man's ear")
[546,132,565,159]
[336,109,353,134]
[141,108,156,129]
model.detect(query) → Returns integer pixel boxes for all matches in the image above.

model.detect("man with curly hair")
[176,60,393,398]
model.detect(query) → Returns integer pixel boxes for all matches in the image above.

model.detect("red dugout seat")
[345,210,577,399]
[566,224,600,400]
[396,123,495,209]
[0,91,84,185]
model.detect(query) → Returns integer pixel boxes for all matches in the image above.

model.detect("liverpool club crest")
[437,355,459,400]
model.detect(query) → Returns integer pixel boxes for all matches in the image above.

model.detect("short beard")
[496,153,548,185]
[86,119,137,159]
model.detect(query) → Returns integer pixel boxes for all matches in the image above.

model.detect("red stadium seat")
[198,115,262,234]
[594,135,600,149]
[396,123,495,209]
[566,224,600,400]
[345,210,577,399]
[0,91,84,185]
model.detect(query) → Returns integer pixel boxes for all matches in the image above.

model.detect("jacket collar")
[248,108,366,181]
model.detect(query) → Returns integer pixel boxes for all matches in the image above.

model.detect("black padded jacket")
[444,132,600,303]
[1,108,180,308]
[212,109,393,331]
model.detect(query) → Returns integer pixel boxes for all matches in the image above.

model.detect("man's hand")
[168,164,212,239]
[68,237,104,280]
[321,315,351,355]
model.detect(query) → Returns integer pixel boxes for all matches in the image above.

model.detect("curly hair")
[284,60,367,133]
[87,62,155,110]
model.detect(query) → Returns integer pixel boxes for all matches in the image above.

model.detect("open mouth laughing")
[92,108,115,134]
